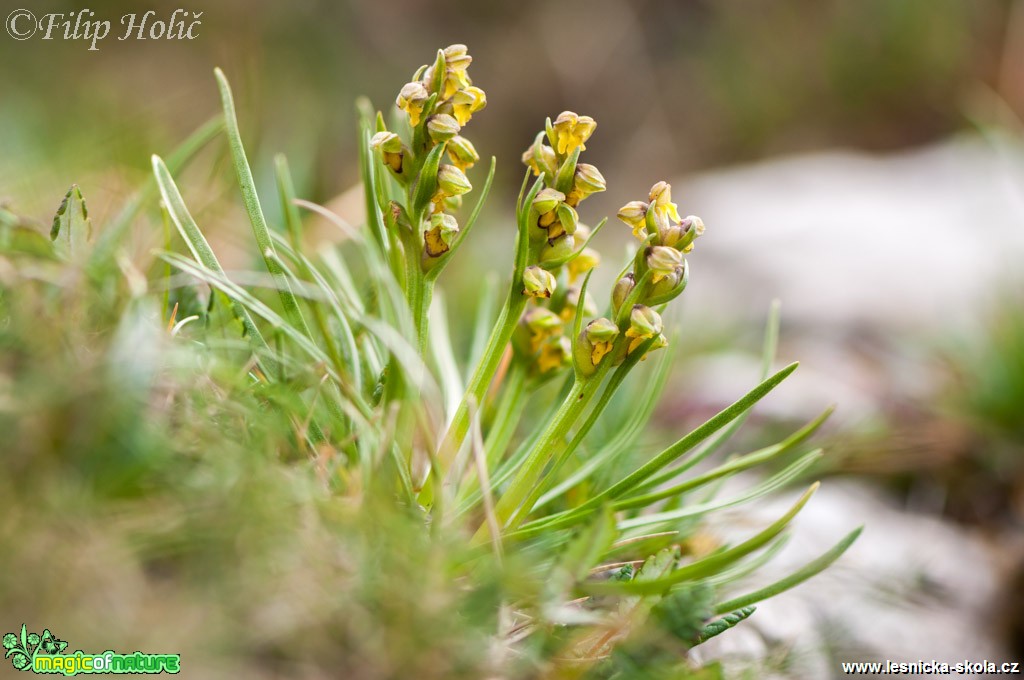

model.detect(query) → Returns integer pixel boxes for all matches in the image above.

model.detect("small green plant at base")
[0,44,860,678]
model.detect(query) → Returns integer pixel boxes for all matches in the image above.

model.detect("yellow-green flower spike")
[427,113,461,144]
[617,200,649,240]
[424,213,459,257]
[646,245,684,283]
[447,136,479,171]
[551,111,596,155]
[523,265,557,299]
[397,82,430,127]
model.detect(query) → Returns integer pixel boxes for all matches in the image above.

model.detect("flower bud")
[436,164,472,197]
[617,201,649,240]
[427,113,461,143]
[551,111,596,155]
[567,247,600,283]
[423,213,459,257]
[567,163,606,206]
[397,82,430,127]
[646,245,684,283]
[532,188,565,216]
[611,273,636,314]
[447,135,479,171]
[523,265,557,299]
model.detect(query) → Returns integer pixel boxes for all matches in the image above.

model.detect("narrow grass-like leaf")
[713,526,863,614]
[214,68,313,340]
[584,483,820,595]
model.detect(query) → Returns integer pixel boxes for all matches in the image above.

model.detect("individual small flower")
[559,286,597,322]
[448,86,487,125]
[440,44,473,98]
[537,336,572,373]
[567,247,600,283]
[2,633,16,650]
[26,633,39,647]
[574,317,619,376]
[370,131,405,174]
[567,163,606,207]
[11,654,28,670]
[522,307,563,352]
[585,318,619,365]
[646,181,683,238]
[436,164,472,198]
[617,200,649,240]
[611,272,636,314]
[523,265,556,299]
[625,305,664,353]
[646,245,684,283]
[551,111,597,155]
[397,81,430,127]
[424,213,459,257]
[648,259,687,302]
[447,136,479,171]
[427,113,461,143]
[521,135,558,178]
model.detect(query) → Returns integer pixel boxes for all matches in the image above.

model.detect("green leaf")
[585,482,820,595]
[713,526,863,614]
[50,184,92,257]
[695,606,757,645]
[214,68,314,340]
[411,142,447,219]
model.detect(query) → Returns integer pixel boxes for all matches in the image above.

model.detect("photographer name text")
[6,9,203,50]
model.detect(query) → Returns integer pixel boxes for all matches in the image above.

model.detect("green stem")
[480,377,594,538]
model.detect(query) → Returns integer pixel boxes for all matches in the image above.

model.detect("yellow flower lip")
[397,81,429,126]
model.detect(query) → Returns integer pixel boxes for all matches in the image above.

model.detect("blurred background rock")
[3,0,1023,672]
